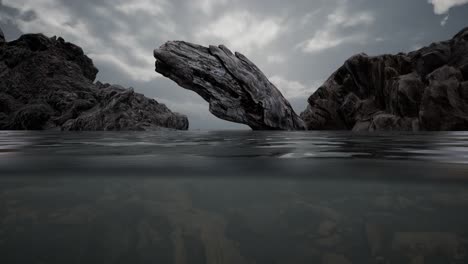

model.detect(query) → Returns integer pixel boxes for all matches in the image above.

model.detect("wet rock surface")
[301,27,468,131]
[154,41,305,130]
[0,30,188,131]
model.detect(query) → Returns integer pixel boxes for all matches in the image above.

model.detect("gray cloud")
[1,0,468,129]
[429,0,468,14]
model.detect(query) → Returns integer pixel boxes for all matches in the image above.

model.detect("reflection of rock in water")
[0,179,468,264]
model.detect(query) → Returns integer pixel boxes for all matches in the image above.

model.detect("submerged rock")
[301,27,468,131]
[0,30,188,131]
[154,41,305,130]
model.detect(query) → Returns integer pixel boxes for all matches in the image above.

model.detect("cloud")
[191,0,228,15]
[269,75,320,99]
[115,0,168,16]
[196,11,283,54]
[441,14,450,26]
[1,0,175,82]
[267,54,286,64]
[297,0,374,53]
[428,0,468,14]
[300,9,322,26]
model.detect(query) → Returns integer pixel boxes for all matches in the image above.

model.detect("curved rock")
[301,27,468,131]
[0,30,188,131]
[154,41,305,130]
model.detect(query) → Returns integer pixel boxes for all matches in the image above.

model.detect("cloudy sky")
[1,0,468,130]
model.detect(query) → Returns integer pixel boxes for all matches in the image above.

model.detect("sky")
[1,0,468,130]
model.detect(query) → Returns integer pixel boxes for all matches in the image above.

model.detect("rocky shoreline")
[1,26,468,131]
[155,27,468,131]
[0,30,188,131]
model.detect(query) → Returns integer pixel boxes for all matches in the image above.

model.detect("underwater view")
[1,131,468,264]
[2,0,468,263]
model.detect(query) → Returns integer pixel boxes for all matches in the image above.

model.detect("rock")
[420,66,468,130]
[0,32,188,131]
[9,104,53,130]
[61,83,189,131]
[154,41,305,130]
[302,27,468,131]
[0,27,5,43]
[369,114,417,131]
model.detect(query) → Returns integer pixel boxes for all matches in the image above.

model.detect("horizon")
[1,0,468,130]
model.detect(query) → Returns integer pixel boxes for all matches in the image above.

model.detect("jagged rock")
[0,30,188,131]
[154,41,305,130]
[61,83,189,131]
[301,27,468,131]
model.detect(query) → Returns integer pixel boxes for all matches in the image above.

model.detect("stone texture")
[154,41,305,130]
[0,30,188,131]
[301,27,468,131]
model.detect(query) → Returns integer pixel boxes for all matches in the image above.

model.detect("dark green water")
[1,131,468,264]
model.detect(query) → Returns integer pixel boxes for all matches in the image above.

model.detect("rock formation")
[301,27,468,131]
[0,30,188,131]
[155,27,468,131]
[154,42,305,130]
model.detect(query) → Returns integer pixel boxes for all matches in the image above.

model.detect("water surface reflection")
[0,131,468,263]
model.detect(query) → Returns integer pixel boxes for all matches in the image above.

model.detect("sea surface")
[1,130,468,264]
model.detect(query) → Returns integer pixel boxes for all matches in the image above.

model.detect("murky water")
[1,131,468,264]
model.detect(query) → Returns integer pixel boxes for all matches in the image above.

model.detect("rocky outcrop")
[154,41,305,130]
[301,27,468,131]
[0,30,188,131]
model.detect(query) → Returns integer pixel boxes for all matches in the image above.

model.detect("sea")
[1,130,468,264]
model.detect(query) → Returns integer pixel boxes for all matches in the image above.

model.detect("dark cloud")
[1,0,467,129]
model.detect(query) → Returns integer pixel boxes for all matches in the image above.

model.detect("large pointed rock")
[154,41,305,130]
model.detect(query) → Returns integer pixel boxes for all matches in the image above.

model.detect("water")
[1,131,468,264]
